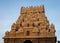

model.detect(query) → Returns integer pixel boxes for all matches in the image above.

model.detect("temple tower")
[3,5,56,43]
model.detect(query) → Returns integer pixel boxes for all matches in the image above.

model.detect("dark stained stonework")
[3,5,57,43]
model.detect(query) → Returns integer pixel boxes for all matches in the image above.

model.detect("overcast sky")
[0,0,60,43]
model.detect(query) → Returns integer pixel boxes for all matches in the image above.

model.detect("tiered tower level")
[4,5,56,43]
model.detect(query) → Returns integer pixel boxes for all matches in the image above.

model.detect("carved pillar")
[4,38,8,43]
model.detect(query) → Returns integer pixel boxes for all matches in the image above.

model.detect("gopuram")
[3,5,57,43]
